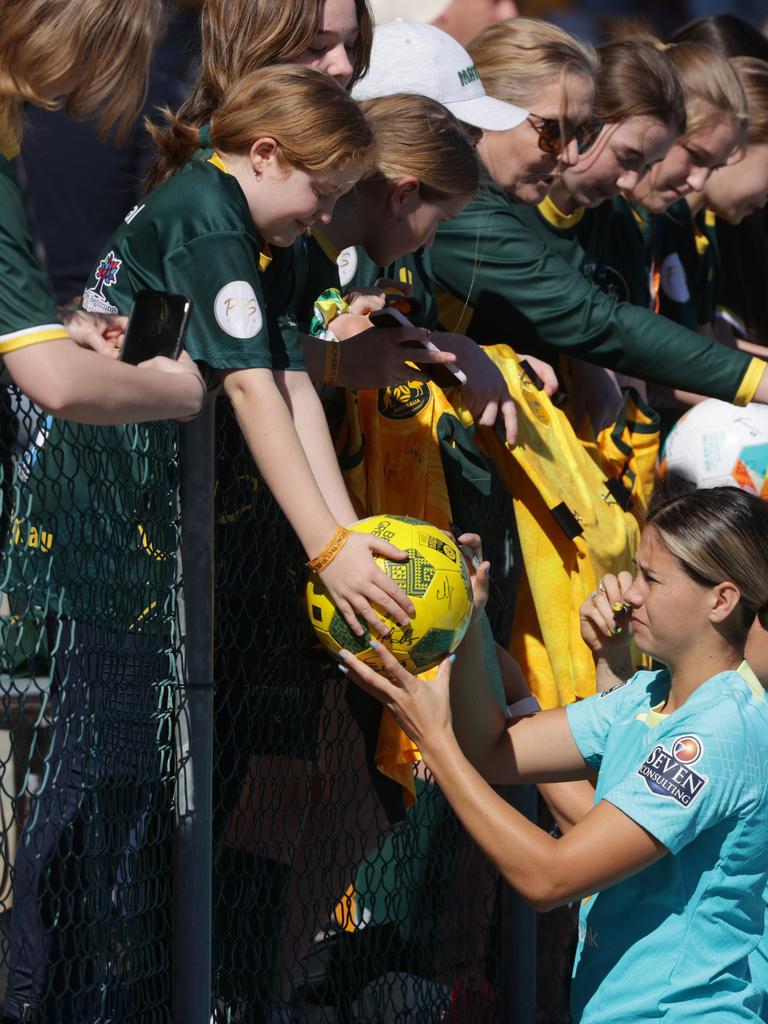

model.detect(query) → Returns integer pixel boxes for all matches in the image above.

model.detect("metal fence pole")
[499,784,538,1023]
[174,397,216,1024]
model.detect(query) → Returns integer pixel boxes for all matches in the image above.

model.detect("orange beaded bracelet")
[306,525,350,574]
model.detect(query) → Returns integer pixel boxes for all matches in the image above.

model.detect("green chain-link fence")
[0,387,181,1023]
[0,385,544,1024]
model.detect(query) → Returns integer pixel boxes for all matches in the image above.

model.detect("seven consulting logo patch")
[637,734,708,807]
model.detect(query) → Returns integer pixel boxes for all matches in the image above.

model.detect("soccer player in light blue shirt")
[340,486,768,1023]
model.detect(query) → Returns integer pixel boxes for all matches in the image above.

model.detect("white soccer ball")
[659,400,768,496]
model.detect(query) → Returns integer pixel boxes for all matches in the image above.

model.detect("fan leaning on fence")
[0,0,205,427]
[342,487,768,1024]
[0,3,209,1022]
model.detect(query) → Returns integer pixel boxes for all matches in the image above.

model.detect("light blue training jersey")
[566,661,768,1023]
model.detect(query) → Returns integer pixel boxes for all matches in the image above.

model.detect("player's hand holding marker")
[580,572,633,648]
[310,525,415,638]
[430,332,519,445]
[329,321,458,390]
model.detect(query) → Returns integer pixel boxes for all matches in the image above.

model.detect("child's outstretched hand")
[318,530,414,637]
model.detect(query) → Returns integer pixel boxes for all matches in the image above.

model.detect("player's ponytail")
[592,38,686,135]
[147,65,377,191]
[647,487,768,638]
[0,0,164,144]
[356,95,480,202]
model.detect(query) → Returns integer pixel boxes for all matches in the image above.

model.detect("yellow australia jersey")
[471,346,645,708]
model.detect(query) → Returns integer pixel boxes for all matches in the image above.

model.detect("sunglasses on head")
[526,114,604,156]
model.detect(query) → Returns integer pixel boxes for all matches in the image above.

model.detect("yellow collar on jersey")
[636,659,764,727]
[207,152,272,271]
[622,194,650,231]
[694,209,717,256]
[0,122,19,160]
[537,193,585,230]
[738,659,765,701]
[311,227,341,263]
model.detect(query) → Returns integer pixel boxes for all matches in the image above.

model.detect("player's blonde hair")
[648,487,768,634]
[732,57,768,145]
[467,18,598,109]
[664,41,748,144]
[593,38,686,134]
[147,65,377,190]
[0,0,163,144]
[150,0,373,167]
[357,95,480,201]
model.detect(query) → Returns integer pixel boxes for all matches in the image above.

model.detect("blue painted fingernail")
[338,650,349,660]
[449,654,456,663]
[338,664,349,675]
[369,639,380,650]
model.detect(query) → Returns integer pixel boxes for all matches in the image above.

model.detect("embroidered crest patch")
[82,251,122,315]
[637,735,708,806]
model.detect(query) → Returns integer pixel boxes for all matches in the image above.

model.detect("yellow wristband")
[306,525,350,573]
[322,339,342,386]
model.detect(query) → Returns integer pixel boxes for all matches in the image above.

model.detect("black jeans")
[3,619,172,1022]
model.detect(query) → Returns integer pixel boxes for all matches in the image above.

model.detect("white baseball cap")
[352,21,528,132]
[369,0,452,23]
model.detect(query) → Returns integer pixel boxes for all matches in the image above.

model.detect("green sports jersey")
[579,195,654,310]
[81,154,303,373]
[293,230,343,334]
[522,195,614,277]
[712,219,748,337]
[0,152,69,356]
[5,415,179,631]
[348,246,440,330]
[655,200,718,331]
[293,232,440,334]
[10,154,304,627]
[431,180,765,404]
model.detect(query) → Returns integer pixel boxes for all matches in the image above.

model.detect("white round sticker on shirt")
[660,252,690,304]
[337,246,358,289]
[214,280,263,338]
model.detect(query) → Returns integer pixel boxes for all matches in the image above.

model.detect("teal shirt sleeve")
[432,187,759,403]
[565,674,645,773]
[602,703,756,856]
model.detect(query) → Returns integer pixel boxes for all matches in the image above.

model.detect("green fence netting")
[210,397,513,1024]
[0,384,550,1024]
[0,390,180,1023]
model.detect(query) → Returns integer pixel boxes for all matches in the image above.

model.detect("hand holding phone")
[369,307,467,388]
[119,289,192,366]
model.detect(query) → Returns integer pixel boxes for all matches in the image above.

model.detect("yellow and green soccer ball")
[305,514,473,674]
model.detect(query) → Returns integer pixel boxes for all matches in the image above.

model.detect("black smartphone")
[369,307,467,388]
[119,289,192,365]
